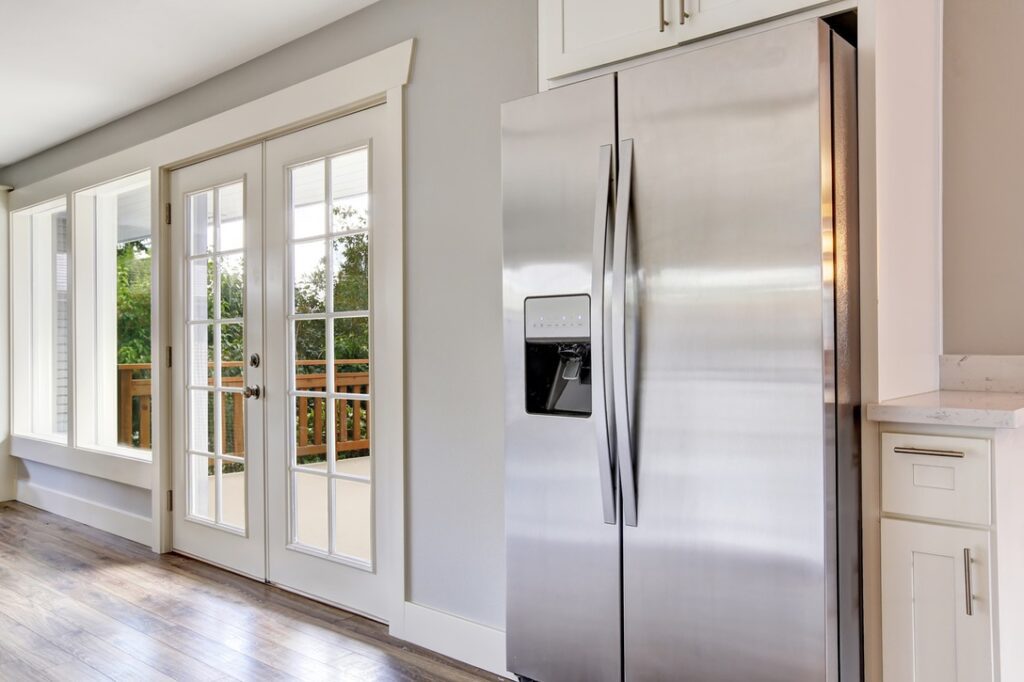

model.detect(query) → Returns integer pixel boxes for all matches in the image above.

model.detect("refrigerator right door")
[617,20,854,681]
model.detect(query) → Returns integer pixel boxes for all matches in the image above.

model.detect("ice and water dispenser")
[523,295,592,416]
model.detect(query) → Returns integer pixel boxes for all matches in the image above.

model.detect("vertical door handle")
[964,548,975,616]
[592,144,617,525]
[612,139,639,527]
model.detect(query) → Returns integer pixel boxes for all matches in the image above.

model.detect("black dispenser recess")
[523,295,592,417]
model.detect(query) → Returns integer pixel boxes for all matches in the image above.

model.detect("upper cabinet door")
[540,0,840,82]
[540,0,683,79]
[686,0,835,39]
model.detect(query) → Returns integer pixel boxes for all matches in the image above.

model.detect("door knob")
[243,385,261,400]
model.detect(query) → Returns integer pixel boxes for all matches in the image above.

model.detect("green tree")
[116,239,152,364]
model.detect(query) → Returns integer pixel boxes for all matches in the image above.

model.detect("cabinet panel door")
[687,0,835,37]
[540,0,680,78]
[881,519,994,682]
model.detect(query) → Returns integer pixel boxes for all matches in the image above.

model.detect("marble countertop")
[867,390,1024,429]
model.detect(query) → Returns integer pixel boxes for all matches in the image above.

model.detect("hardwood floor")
[0,501,501,682]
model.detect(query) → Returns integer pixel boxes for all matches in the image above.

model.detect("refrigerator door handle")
[591,144,617,525]
[612,138,639,527]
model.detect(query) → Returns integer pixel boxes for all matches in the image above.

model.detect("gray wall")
[1,0,537,629]
[943,0,1024,354]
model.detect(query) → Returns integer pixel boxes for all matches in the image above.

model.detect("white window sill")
[11,435,152,489]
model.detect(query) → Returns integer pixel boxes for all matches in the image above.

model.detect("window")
[73,172,153,456]
[11,198,71,443]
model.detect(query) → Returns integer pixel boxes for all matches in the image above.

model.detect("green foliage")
[293,204,370,375]
[116,239,152,365]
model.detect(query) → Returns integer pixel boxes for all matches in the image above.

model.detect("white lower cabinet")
[881,518,993,682]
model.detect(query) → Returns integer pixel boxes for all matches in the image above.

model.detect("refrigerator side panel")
[832,30,863,682]
[501,76,621,682]
[618,21,838,681]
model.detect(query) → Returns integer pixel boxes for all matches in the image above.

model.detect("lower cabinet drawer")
[881,433,991,525]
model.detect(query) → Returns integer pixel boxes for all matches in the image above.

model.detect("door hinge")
[167,346,173,368]
[167,490,173,512]
[164,202,171,225]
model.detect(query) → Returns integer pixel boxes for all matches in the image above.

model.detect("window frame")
[9,176,156,487]
[72,170,155,461]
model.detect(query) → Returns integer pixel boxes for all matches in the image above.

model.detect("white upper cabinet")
[540,0,838,80]
[540,0,682,79]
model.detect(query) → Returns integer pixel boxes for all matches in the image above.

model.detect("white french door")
[170,145,266,579]
[264,108,391,620]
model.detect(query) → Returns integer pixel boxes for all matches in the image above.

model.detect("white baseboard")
[393,602,512,679]
[16,481,152,546]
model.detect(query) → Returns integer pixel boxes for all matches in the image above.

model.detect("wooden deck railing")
[117,360,370,457]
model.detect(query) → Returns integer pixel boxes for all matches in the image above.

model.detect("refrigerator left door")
[502,74,621,682]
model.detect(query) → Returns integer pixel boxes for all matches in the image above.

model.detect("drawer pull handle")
[964,548,975,616]
[893,446,965,458]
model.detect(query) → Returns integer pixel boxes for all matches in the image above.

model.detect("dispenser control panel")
[524,295,590,341]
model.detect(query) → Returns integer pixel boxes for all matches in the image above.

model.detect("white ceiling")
[0,0,379,167]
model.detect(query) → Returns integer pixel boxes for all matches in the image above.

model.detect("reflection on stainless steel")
[502,74,621,682]
[502,18,859,682]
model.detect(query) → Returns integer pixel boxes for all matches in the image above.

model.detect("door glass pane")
[185,178,248,532]
[295,396,328,469]
[220,323,244,380]
[330,148,368,234]
[291,161,325,239]
[221,461,246,530]
[334,479,371,562]
[336,399,369,463]
[293,241,327,314]
[219,254,245,320]
[287,149,373,568]
[189,258,214,322]
[188,390,215,453]
[332,234,368,312]
[189,190,214,256]
[218,183,245,251]
[222,393,245,457]
[334,317,369,378]
[294,472,328,551]
[294,319,327,387]
[188,324,214,386]
[189,455,215,522]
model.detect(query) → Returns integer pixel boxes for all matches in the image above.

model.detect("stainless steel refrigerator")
[501,18,861,682]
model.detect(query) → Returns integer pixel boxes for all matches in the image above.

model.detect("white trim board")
[16,480,152,546]
[393,602,512,679]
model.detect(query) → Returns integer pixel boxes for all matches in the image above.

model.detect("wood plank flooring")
[0,502,502,682]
